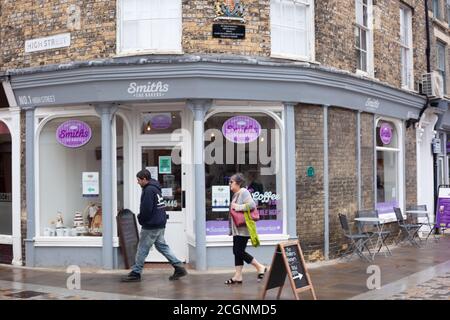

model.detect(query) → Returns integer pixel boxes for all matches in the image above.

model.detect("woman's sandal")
[257,267,267,281]
[224,278,242,285]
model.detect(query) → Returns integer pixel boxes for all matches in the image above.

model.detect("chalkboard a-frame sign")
[117,209,139,269]
[262,240,317,300]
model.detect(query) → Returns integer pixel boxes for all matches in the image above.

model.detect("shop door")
[139,146,186,263]
[0,121,12,264]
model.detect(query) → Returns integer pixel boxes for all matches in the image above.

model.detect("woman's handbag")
[230,208,246,227]
[244,205,260,247]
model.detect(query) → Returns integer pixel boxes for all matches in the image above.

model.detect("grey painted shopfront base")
[33,247,125,268]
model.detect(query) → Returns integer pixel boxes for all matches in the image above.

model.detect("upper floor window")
[447,0,450,27]
[355,0,374,75]
[118,0,182,54]
[432,0,441,19]
[437,41,447,95]
[400,5,414,90]
[270,0,315,61]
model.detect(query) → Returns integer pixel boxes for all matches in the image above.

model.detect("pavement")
[0,235,449,300]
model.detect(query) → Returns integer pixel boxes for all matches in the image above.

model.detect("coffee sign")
[56,120,92,148]
[222,116,261,144]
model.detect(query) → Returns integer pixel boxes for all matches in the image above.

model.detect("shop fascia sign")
[127,81,169,98]
[56,120,92,148]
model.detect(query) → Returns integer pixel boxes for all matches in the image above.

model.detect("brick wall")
[0,0,429,91]
[183,0,271,56]
[361,112,375,209]
[295,104,325,262]
[405,124,417,207]
[327,107,358,258]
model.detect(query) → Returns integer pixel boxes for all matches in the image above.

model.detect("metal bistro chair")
[356,209,392,257]
[394,207,422,247]
[338,213,372,262]
[406,204,440,242]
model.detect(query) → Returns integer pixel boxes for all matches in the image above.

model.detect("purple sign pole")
[56,120,92,148]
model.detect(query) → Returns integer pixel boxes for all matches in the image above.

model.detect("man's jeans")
[132,228,183,275]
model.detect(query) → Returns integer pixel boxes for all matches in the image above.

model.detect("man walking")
[122,169,187,282]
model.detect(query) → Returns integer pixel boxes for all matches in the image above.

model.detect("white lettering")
[127,81,170,97]
[252,191,281,203]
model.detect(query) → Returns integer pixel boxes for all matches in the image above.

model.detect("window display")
[205,112,283,236]
[376,120,400,215]
[39,116,103,237]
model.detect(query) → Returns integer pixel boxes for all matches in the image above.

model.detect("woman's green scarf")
[244,204,260,247]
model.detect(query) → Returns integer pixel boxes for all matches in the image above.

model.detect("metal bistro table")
[354,217,391,260]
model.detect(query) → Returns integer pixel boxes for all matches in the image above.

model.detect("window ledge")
[115,50,184,58]
[270,53,315,64]
[0,235,13,244]
[34,236,120,247]
[206,234,290,247]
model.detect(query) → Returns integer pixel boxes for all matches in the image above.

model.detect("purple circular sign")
[222,116,261,144]
[150,114,172,129]
[56,120,92,148]
[379,122,393,145]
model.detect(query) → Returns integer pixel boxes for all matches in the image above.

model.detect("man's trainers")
[121,271,141,282]
[169,266,187,281]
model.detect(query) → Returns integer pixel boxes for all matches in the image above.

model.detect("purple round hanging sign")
[150,113,172,129]
[222,116,261,144]
[56,120,92,148]
[379,122,393,145]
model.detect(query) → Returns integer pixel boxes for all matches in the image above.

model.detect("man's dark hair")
[136,169,151,181]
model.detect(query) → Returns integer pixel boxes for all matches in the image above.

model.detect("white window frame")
[33,107,130,247]
[375,117,404,223]
[116,0,183,56]
[355,0,374,76]
[204,104,289,246]
[447,0,450,27]
[270,0,315,62]
[437,41,447,95]
[400,5,414,90]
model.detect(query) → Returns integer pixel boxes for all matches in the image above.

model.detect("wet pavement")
[0,236,449,300]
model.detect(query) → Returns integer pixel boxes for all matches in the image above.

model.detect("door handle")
[182,190,186,209]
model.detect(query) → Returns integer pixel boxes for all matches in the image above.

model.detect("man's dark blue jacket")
[138,179,167,230]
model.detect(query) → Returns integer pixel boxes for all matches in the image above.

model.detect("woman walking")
[225,173,266,285]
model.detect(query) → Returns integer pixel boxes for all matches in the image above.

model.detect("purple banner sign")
[222,116,261,144]
[436,187,450,228]
[376,200,398,215]
[56,120,92,148]
[379,122,393,145]
[206,220,283,235]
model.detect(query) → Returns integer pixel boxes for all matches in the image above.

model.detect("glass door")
[140,145,186,262]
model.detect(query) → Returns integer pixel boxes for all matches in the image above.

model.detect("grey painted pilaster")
[95,104,117,270]
[357,112,362,210]
[187,99,212,271]
[323,105,330,260]
[374,116,377,207]
[283,102,297,239]
[24,106,36,267]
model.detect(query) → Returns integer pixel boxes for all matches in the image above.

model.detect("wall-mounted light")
[146,121,152,132]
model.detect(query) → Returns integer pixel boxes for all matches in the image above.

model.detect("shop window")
[376,120,400,216]
[270,0,314,60]
[118,0,182,54]
[39,117,103,237]
[140,111,181,135]
[204,112,283,236]
[0,121,12,236]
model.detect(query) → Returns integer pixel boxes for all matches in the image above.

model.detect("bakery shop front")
[8,56,425,270]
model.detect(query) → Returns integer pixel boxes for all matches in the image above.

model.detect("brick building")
[0,0,441,269]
